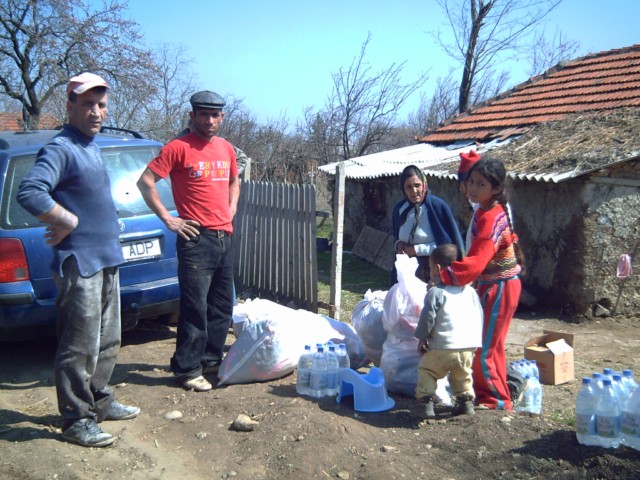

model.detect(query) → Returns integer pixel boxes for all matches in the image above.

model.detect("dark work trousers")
[54,257,121,430]
[171,230,233,381]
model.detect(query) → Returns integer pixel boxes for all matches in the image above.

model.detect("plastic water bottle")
[510,361,519,374]
[591,372,604,398]
[602,367,614,382]
[296,345,314,396]
[622,370,638,397]
[576,378,600,446]
[621,385,640,451]
[515,375,533,413]
[337,343,350,371]
[529,375,543,414]
[612,374,628,409]
[309,345,328,398]
[596,378,621,448]
[325,345,340,396]
[529,360,540,379]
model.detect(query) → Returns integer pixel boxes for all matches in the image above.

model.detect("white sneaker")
[182,375,212,392]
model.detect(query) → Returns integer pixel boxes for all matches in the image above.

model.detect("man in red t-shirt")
[137,90,239,392]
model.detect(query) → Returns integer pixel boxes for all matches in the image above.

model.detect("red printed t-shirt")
[148,133,238,232]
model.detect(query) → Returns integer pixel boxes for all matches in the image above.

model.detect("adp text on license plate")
[122,238,162,262]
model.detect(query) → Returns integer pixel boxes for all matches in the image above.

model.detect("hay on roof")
[490,107,640,176]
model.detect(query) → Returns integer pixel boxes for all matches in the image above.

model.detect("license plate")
[121,238,162,262]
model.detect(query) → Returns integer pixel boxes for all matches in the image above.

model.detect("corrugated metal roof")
[318,143,476,180]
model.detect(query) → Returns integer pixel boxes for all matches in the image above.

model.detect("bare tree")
[307,34,430,164]
[133,42,198,142]
[434,0,562,113]
[408,72,460,134]
[525,28,579,77]
[0,0,153,129]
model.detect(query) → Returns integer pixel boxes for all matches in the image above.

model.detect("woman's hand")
[403,244,417,256]
[396,241,417,256]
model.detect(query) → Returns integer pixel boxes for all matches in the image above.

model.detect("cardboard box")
[524,330,574,385]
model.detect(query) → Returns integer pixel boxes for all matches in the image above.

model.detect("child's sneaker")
[454,395,475,416]
[419,396,436,419]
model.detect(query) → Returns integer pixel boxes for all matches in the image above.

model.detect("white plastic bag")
[351,289,387,367]
[218,299,369,385]
[379,255,426,397]
[382,255,426,338]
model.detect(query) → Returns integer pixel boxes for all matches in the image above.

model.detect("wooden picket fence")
[233,181,318,311]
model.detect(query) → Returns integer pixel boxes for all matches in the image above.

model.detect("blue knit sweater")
[17,125,123,277]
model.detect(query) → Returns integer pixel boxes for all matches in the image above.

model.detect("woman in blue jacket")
[391,165,464,285]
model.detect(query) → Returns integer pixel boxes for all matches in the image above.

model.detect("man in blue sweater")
[17,72,139,447]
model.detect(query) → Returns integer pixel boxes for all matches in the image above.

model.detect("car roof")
[0,129,162,154]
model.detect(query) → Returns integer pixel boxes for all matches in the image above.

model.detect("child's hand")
[417,339,428,355]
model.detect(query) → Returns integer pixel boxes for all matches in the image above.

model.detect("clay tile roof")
[0,112,62,131]
[419,45,640,144]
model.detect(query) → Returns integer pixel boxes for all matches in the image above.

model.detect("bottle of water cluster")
[576,378,600,446]
[596,378,621,448]
[296,345,314,396]
[325,345,340,396]
[518,360,531,377]
[621,385,640,451]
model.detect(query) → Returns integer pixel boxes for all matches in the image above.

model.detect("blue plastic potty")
[336,367,395,412]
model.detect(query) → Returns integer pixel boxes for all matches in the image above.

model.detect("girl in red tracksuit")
[439,157,524,410]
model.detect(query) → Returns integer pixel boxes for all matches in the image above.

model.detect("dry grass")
[491,107,640,175]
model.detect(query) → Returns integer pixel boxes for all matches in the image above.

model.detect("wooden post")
[329,162,345,320]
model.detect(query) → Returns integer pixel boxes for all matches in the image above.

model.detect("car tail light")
[0,238,30,282]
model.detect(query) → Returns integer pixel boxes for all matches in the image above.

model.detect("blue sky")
[124,0,638,123]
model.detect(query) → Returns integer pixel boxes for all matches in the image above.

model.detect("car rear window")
[1,145,176,229]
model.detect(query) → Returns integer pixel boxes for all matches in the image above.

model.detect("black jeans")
[171,230,234,380]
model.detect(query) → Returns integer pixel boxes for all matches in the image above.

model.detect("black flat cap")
[190,90,226,109]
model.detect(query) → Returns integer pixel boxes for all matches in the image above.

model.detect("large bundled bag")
[379,255,452,403]
[218,298,369,385]
[351,289,387,366]
[379,255,426,397]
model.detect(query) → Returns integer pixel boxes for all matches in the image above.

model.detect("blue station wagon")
[0,128,179,341]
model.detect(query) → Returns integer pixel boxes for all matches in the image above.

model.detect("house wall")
[579,172,640,317]
[509,179,588,313]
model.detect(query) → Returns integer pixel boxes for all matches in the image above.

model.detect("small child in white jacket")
[414,243,483,418]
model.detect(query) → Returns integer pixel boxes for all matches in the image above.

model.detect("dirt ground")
[1,312,639,480]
